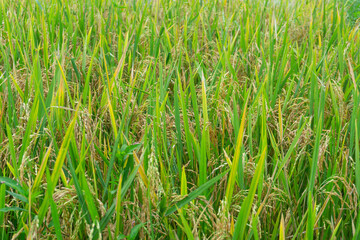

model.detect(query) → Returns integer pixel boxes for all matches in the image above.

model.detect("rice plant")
[0,0,359,239]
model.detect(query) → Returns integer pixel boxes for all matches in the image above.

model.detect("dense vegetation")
[0,0,359,239]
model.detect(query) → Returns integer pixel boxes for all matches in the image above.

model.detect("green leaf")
[166,170,228,216]
[232,147,267,239]
[38,103,81,222]
[0,207,26,212]
[0,177,26,196]
[128,223,145,240]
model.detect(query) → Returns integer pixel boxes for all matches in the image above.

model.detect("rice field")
[0,0,360,239]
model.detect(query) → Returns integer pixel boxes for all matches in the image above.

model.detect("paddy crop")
[0,0,359,239]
